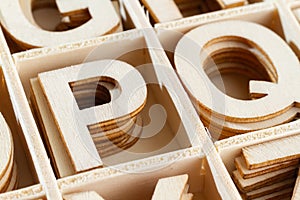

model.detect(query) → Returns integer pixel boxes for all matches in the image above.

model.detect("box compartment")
[1,0,136,53]
[0,67,39,192]
[13,29,197,177]
[155,2,300,139]
[215,120,300,199]
[59,148,223,200]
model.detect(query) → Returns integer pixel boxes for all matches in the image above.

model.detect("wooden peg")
[151,174,193,200]
[36,60,147,172]
[64,191,105,200]
[0,0,120,49]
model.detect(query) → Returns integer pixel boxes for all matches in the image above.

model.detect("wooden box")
[0,0,299,199]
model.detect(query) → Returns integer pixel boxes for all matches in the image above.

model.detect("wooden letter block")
[37,60,147,172]
[142,0,247,23]
[0,113,17,192]
[0,0,120,49]
[292,169,300,200]
[174,20,300,137]
[242,134,300,169]
[151,174,193,200]
[216,0,247,8]
[141,0,183,23]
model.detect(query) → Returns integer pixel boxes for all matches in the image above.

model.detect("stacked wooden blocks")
[232,134,300,199]
[30,59,147,176]
[0,114,17,193]
[173,19,300,139]
[0,0,300,199]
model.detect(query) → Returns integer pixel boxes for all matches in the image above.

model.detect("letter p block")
[38,60,147,172]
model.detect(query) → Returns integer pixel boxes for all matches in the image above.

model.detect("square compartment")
[140,0,264,24]
[59,147,225,200]
[13,29,197,178]
[1,0,137,54]
[215,120,300,199]
[155,1,300,140]
[0,67,39,195]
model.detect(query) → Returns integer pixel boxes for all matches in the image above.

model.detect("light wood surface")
[64,191,105,200]
[0,0,120,48]
[245,179,295,200]
[141,0,247,23]
[252,187,294,200]
[151,174,193,200]
[235,156,299,179]
[0,17,62,199]
[242,134,300,169]
[232,166,297,193]
[2,0,300,199]
[37,59,147,172]
[0,113,13,183]
[174,20,300,138]
[216,0,247,8]
[175,20,300,121]
[292,169,300,200]
[0,113,17,192]
[30,78,75,178]
[141,0,183,23]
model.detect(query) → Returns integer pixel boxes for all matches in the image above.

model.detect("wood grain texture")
[232,166,297,193]
[4,163,18,193]
[0,152,14,192]
[0,113,13,181]
[174,20,300,137]
[141,0,183,23]
[235,156,299,179]
[242,134,300,169]
[0,113,17,192]
[252,187,294,200]
[0,0,120,48]
[151,174,193,200]
[216,0,247,8]
[30,78,75,178]
[292,169,300,200]
[37,59,147,172]
[175,20,300,121]
[64,191,105,200]
[244,179,295,200]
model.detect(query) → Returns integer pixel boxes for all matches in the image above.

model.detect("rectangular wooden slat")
[232,166,297,193]
[235,156,299,179]
[242,134,300,169]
